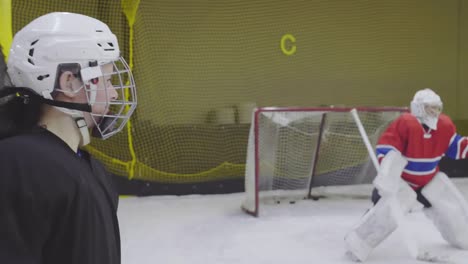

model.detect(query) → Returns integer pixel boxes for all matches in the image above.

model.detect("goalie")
[345,88,468,261]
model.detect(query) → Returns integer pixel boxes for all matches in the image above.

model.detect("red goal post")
[242,106,408,217]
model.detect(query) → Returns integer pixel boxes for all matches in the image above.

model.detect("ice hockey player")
[0,12,137,264]
[344,88,468,262]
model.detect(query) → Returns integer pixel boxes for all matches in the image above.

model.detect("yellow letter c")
[281,34,296,56]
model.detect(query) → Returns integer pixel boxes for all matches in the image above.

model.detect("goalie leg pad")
[345,182,418,261]
[421,172,468,249]
[344,196,400,261]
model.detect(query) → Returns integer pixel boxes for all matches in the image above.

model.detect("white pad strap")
[422,172,468,249]
[373,150,407,197]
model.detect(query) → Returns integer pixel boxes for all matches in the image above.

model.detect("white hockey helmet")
[410,88,442,130]
[7,12,137,145]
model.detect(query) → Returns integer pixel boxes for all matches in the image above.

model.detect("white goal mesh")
[242,107,407,216]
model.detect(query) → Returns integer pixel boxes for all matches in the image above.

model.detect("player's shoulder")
[436,113,455,131]
[438,113,454,125]
[398,112,418,122]
[0,132,46,156]
[388,113,425,133]
[0,132,35,147]
[394,113,420,127]
[0,129,69,158]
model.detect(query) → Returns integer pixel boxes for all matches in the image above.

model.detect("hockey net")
[242,107,407,216]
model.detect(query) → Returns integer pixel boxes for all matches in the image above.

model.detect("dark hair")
[0,45,43,139]
[0,94,43,139]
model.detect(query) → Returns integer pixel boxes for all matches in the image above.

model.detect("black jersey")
[0,128,120,264]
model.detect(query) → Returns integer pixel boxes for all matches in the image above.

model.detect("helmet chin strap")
[48,105,92,147]
[53,79,98,147]
[55,107,91,146]
[38,88,94,147]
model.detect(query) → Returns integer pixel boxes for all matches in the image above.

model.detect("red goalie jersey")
[376,113,468,189]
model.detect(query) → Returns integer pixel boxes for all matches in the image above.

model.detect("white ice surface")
[118,179,468,264]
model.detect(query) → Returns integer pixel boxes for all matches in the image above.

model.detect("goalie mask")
[7,12,137,145]
[410,88,442,130]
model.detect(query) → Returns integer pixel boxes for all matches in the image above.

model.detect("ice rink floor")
[118,179,468,264]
